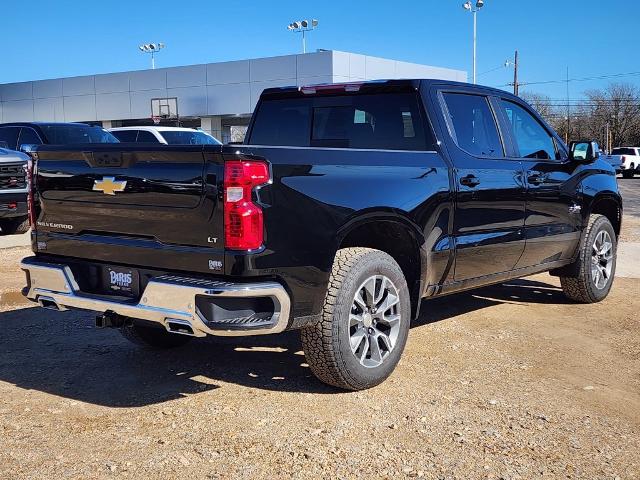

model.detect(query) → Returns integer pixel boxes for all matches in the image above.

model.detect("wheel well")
[591,197,622,237]
[340,221,422,318]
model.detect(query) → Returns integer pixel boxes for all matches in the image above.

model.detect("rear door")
[495,98,582,267]
[435,88,526,281]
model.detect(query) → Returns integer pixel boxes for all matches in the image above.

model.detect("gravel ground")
[0,202,638,479]
[0,250,638,479]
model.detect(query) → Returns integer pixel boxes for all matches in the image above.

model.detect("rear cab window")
[248,93,434,151]
[612,148,636,156]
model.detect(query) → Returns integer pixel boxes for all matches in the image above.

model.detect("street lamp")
[462,0,485,84]
[287,19,319,54]
[139,43,165,69]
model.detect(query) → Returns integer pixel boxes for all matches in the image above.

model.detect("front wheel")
[560,214,617,303]
[301,248,411,391]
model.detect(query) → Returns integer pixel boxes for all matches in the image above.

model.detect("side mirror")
[19,144,39,160]
[19,144,38,154]
[569,140,600,163]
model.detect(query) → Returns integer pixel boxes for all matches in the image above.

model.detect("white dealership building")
[0,50,466,142]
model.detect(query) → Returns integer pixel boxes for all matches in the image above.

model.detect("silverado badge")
[93,176,127,195]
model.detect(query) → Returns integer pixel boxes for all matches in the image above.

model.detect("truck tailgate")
[33,144,225,274]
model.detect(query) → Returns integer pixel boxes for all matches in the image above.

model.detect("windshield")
[159,131,221,145]
[40,125,120,144]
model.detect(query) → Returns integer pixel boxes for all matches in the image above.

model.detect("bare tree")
[583,83,640,148]
[520,91,554,119]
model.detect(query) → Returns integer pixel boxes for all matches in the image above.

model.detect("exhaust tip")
[166,319,196,336]
[38,297,62,311]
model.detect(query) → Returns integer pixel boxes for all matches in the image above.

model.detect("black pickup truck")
[21,80,622,390]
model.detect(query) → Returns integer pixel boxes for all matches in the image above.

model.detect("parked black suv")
[21,80,622,390]
[0,122,118,151]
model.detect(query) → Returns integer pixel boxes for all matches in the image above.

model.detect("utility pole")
[565,67,570,144]
[512,50,519,96]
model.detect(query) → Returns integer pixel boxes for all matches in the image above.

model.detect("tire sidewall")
[331,252,411,389]
[582,216,617,302]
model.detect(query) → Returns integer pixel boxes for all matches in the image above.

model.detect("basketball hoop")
[151,116,161,125]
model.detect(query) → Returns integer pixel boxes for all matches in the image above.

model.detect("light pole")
[462,0,485,84]
[287,19,319,54]
[139,43,165,69]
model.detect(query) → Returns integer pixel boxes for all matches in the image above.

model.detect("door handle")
[527,172,546,185]
[460,174,480,187]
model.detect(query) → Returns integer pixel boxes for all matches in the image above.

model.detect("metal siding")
[96,92,132,119]
[95,72,130,94]
[0,52,466,122]
[63,94,96,122]
[62,76,95,96]
[33,79,63,99]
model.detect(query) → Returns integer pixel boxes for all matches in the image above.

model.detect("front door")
[495,99,582,267]
[436,89,526,281]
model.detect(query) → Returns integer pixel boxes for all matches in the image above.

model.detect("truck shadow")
[0,278,567,406]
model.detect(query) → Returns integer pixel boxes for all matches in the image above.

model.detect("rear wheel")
[120,323,193,349]
[560,214,616,303]
[622,166,635,179]
[301,248,411,391]
[0,216,29,235]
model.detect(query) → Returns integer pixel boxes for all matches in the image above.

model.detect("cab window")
[500,100,559,160]
[442,93,504,157]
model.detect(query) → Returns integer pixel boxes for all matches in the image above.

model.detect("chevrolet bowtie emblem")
[93,177,127,195]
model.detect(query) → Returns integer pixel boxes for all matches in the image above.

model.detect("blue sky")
[2,0,637,101]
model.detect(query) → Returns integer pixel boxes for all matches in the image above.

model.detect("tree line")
[521,83,640,151]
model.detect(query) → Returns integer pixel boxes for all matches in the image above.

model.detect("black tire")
[301,247,411,391]
[560,214,617,303]
[120,322,193,349]
[0,216,29,235]
[622,169,634,179]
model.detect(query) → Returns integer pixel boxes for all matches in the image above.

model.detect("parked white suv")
[610,147,640,178]
[108,127,221,145]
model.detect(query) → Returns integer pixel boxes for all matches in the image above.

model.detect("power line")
[495,70,640,88]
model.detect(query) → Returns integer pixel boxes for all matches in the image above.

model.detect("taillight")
[224,160,270,250]
[621,155,626,164]
[25,159,36,229]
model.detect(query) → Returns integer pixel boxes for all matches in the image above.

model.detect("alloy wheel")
[349,275,402,368]
[591,230,613,289]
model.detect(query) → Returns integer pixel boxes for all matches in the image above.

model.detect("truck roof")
[260,79,513,99]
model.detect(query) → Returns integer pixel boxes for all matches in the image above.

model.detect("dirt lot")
[1,194,639,479]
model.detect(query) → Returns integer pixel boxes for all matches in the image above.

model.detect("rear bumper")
[21,256,291,337]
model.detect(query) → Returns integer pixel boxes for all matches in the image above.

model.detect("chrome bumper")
[21,257,291,337]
